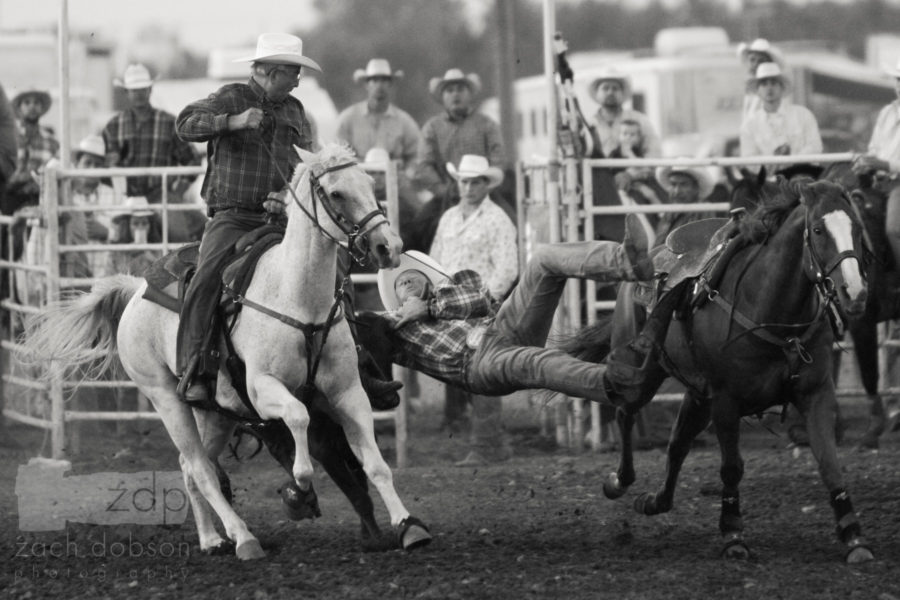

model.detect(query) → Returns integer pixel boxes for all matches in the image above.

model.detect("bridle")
[803,197,863,298]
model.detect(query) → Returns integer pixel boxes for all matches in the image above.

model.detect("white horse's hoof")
[398,516,432,551]
[202,539,235,556]
[236,539,266,560]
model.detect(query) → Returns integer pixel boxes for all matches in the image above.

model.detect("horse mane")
[289,142,359,189]
[737,178,802,243]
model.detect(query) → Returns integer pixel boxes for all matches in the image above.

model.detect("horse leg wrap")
[719,493,743,535]
[829,488,861,543]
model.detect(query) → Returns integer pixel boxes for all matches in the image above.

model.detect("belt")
[208,205,266,218]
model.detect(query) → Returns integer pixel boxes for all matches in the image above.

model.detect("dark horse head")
[737,178,868,320]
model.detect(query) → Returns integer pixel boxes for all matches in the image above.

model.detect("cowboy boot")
[358,348,403,411]
[622,213,655,281]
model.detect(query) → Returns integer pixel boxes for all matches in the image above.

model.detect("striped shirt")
[15,121,59,178]
[389,269,498,385]
[176,79,314,214]
[414,110,505,195]
[102,106,198,198]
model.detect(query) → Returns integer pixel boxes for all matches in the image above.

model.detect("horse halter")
[302,162,389,265]
[802,200,862,292]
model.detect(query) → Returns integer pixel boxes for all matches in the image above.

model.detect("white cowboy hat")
[882,57,900,79]
[445,154,504,189]
[74,134,106,160]
[588,67,632,100]
[737,38,786,68]
[377,250,450,311]
[363,147,391,166]
[233,33,322,73]
[428,68,482,99]
[656,162,715,200]
[353,58,404,83]
[114,64,154,90]
[753,61,790,87]
[11,88,52,116]
[112,196,155,220]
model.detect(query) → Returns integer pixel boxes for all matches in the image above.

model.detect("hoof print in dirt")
[398,516,432,550]
[236,539,266,560]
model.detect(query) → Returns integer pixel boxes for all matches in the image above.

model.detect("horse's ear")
[756,166,767,187]
[295,145,316,164]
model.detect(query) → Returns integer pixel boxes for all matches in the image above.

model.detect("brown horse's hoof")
[236,539,266,560]
[845,539,874,564]
[398,516,432,551]
[721,533,750,559]
[280,481,321,521]
[603,472,628,500]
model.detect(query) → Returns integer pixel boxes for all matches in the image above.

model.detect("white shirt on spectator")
[868,101,900,173]
[429,197,518,300]
[740,102,823,158]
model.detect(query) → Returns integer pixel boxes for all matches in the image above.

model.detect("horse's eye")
[330,191,343,201]
[813,227,823,235]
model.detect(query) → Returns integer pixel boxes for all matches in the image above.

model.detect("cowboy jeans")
[176,208,267,376]
[465,241,631,401]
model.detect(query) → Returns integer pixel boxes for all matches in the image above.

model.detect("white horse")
[21,143,429,559]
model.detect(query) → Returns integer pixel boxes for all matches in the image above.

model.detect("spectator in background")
[737,38,787,116]
[337,58,421,179]
[71,134,119,277]
[739,62,822,172]
[6,88,58,215]
[103,64,199,204]
[653,163,717,243]
[364,147,422,250]
[587,68,662,243]
[106,196,159,277]
[0,83,19,214]
[409,68,506,253]
[854,57,900,273]
[430,154,517,464]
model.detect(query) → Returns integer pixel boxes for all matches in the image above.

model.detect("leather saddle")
[633,217,739,311]
[142,224,284,313]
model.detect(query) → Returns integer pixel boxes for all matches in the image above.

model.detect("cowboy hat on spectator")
[12,88,52,116]
[588,67,632,100]
[737,38,786,68]
[73,134,106,161]
[656,163,715,199]
[378,250,450,311]
[364,147,391,166]
[112,196,155,221]
[429,69,481,99]
[233,33,322,73]
[114,64,155,90]
[446,154,503,189]
[354,58,403,83]
[753,61,791,87]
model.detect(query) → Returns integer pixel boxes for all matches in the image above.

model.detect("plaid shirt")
[15,120,59,177]
[176,79,313,214]
[102,107,198,197]
[414,110,505,195]
[388,270,498,385]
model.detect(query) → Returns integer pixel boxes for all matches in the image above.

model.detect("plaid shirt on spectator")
[102,107,198,198]
[387,269,499,385]
[15,121,59,178]
[176,79,314,214]
[414,110,504,196]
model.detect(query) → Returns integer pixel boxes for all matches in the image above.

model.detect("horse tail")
[557,313,614,364]
[19,274,142,382]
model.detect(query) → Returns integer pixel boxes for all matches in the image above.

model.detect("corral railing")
[1,160,411,464]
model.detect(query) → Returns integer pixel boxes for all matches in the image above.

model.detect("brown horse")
[578,179,873,562]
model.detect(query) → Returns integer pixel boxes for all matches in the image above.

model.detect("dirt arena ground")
[1,396,899,600]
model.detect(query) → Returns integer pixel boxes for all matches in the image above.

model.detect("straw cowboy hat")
[114,64,155,90]
[446,154,503,189]
[737,38,786,68]
[353,58,404,83]
[12,88,52,116]
[882,57,900,79]
[429,68,482,99]
[112,196,155,220]
[233,33,322,72]
[73,134,106,161]
[363,147,391,165]
[753,61,790,87]
[656,163,715,199]
[378,250,450,311]
[588,66,632,100]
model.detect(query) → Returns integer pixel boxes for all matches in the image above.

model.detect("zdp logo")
[15,458,189,531]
